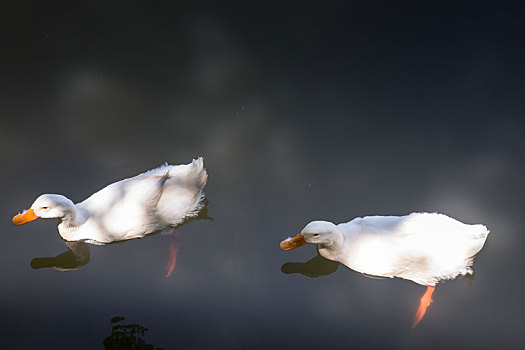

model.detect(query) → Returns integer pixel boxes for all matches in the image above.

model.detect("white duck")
[280,212,489,327]
[13,157,208,245]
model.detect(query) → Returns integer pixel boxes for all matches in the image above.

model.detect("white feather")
[300,213,489,286]
[21,157,208,244]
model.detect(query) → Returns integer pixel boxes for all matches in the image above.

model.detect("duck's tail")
[189,157,208,190]
[460,224,490,276]
[469,224,489,255]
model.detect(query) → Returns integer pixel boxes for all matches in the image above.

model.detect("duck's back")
[73,158,207,243]
[76,172,169,242]
[338,213,489,285]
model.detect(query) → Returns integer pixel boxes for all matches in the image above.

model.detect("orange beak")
[12,208,39,225]
[280,233,307,250]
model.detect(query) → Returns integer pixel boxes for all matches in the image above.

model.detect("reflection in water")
[31,241,90,272]
[281,254,339,278]
[174,197,213,226]
[103,316,162,350]
[282,254,397,280]
[283,254,479,329]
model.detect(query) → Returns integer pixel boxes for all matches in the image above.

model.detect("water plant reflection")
[103,316,162,350]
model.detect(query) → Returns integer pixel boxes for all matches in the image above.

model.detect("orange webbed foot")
[412,285,435,328]
[165,229,179,278]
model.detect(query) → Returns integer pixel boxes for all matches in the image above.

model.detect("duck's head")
[280,221,339,250]
[13,194,75,225]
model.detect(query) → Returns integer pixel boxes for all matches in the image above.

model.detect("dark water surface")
[1,1,524,349]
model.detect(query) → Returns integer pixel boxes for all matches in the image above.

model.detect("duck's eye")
[313,234,320,237]
[41,207,48,210]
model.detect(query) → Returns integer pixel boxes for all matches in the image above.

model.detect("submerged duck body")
[282,213,489,286]
[13,158,208,244]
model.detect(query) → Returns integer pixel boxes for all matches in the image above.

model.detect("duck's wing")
[337,216,410,278]
[339,215,408,239]
[78,173,169,240]
[75,158,208,241]
[387,213,489,284]
[396,213,489,254]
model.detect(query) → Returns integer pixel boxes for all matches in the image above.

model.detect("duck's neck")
[317,230,346,263]
[57,205,83,239]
